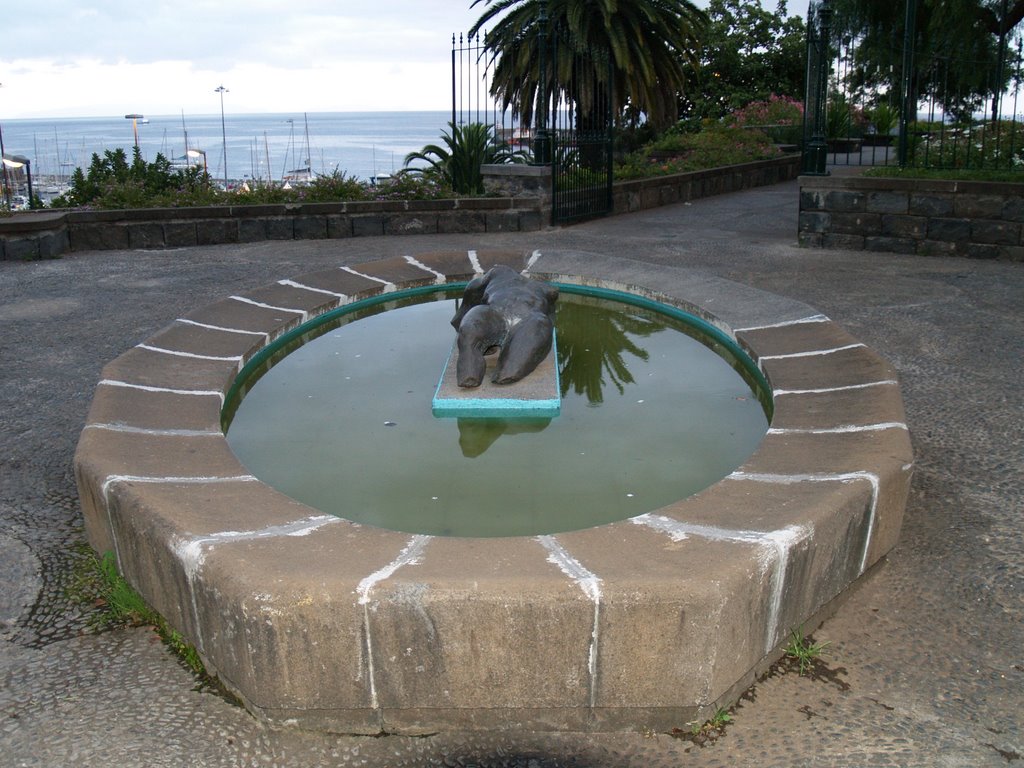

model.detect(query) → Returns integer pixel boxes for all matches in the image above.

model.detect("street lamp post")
[0,82,10,209]
[125,113,144,149]
[215,85,229,188]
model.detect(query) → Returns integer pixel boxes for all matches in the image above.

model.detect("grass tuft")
[784,626,831,675]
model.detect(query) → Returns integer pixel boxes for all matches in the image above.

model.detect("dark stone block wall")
[799,176,1024,261]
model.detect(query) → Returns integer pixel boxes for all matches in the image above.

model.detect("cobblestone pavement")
[1,180,1021,767]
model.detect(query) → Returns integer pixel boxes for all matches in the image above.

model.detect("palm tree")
[469,0,707,131]
[403,122,529,195]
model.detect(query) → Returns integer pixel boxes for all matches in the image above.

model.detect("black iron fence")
[452,26,614,224]
[451,33,527,151]
[803,0,1024,173]
[548,28,614,225]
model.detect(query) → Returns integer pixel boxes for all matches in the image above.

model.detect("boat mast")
[303,112,312,175]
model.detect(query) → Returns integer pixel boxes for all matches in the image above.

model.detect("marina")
[0,110,453,200]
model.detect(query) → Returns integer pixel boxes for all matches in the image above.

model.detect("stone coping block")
[75,249,913,735]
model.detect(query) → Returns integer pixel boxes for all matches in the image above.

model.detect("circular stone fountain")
[75,249,913,734]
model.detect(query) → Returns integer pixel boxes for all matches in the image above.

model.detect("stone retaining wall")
[1,155,800,260]
[799,175,1024,261]
[612,155,800,214]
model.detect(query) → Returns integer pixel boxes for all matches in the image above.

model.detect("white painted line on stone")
[278,278,351,300]
[760,525,813,652]
[172,514,340,654]
[767,422,908,435]
[98,474,258,575]
[97,379,225,405]
[467,249,484,274]
[773,380,899,396]
[230,295,309,322]
[631,514,763,544]
[402,255,447,284]
[733,315,830,332]
[84,423,222,437]
[537,535,602,709]
[136,343,243,363]
[522,249,543,274]
[356,535,431,711]
[356,535,431,605]
[728,470,881,574]
[630,514,813,653]
[759,343,866,361]
[339,266,397,292]
[101,474,259,501]
[175,318,270,341]
[176,515,340,582]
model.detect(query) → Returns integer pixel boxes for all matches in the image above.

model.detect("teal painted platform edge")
[432,334,561,419]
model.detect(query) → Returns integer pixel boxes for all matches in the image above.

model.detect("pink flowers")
[730,94,804,127]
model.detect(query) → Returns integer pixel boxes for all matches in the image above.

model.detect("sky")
[0,0,794,120]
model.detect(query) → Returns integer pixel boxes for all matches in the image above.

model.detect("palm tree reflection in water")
[454,298,663,457]
[556,297,663,405]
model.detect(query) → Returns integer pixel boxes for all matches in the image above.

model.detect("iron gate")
[548,29,614,225]
[451,23,614,225]
[803,0,1024,173]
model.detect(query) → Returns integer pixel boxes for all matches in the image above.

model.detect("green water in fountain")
[224,289,769,537]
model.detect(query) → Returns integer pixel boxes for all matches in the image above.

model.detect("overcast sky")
[1,0,791,119]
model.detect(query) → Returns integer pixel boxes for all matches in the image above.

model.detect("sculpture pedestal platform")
[432,334,560,418]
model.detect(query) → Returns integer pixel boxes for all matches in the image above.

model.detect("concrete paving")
[1,179,1021,766]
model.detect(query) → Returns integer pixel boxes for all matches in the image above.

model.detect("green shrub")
[403,122,530,195]
[615,125,783,180]
[908,120,1024,171]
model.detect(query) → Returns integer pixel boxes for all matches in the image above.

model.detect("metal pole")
[802,0,832,175]
[24,159,33,209]
[897,0,917,166]
[992,0,1009,122]
[0,83,10,209]
[535,0,550,165]
[452,34,458,129]
[216,85,229,188]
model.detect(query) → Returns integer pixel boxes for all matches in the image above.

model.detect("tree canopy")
[832,0,1024,120]
[686,0,806,119]
[469,0,708,130]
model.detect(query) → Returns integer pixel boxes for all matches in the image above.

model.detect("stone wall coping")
[0,210,68,233]
[480,163,551,178]
[616,155,799,192]
[799,173,1024,196]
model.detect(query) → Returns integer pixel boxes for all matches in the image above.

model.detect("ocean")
[0,111,455,187]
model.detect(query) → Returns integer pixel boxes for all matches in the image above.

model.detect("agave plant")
[403,122,530,195]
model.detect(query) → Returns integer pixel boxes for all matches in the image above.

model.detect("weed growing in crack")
[785,626,831,675]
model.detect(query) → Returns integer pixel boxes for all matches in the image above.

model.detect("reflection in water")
[556,299,663,404]
[457,418,552,458]
[226,291,769,537]
[453,299,661,456]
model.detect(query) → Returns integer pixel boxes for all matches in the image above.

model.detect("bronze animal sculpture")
[450,266,559,387]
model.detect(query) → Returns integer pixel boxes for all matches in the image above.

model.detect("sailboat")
[282,113,316,186]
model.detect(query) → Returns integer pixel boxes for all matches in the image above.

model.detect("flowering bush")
[729,94,804,127]
[729,94,804,144]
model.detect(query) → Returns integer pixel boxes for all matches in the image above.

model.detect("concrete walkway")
[1,179,1021,766]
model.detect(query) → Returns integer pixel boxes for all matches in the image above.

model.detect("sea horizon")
[0,110,472,186]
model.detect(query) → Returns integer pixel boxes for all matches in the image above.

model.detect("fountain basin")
[74,249,913,734]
